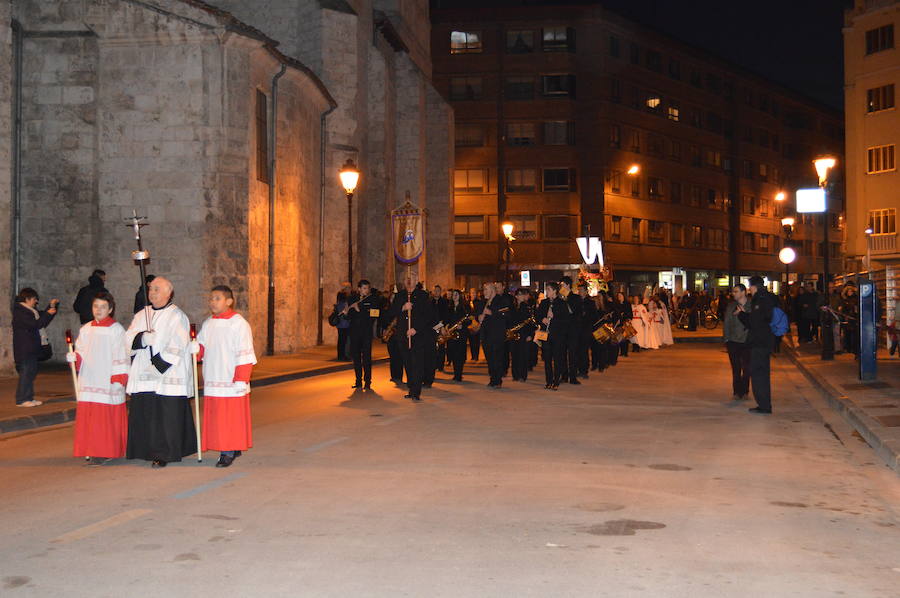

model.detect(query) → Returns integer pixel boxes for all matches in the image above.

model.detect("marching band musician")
[444,289,471,382]
[509,288,536,383]
[615,292,632,357]
[385,281,410,385]
[398,283,435,402]
[342,279,382,390]
[558,276,582,385]
[536,285,555,389]
[592,292,611,373]
[432,285,449,374]
[547,282,571,390]
[468,288,485,362]
[577,283,597,379]
[479,282,510,388]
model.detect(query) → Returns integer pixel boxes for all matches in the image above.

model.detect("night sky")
[433,0,850,110]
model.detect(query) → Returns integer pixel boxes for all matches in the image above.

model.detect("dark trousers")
[542,341,555,386]
[619,340,629,357]
[591,341,607,371]
[749,345,772,411]
[529,342,539,370]
[726,341,751,397]
[436,343,446,371]
[403,342,425,397]
[423,336,437,386]
[350,333,373,384]
[797,318,815,342]
[511,339,530,381]
[388,337,405,382]
[15,357,38,404]
[551,331,570,385]
[687,310,698,331]
[483,339,505,385]
[337,328,350,360]
[566,328,579,380]
[469,334,481,361]
[577,333,591,375]
[608,342,619,366]
[447,338,467,379]
[773,336,782,354]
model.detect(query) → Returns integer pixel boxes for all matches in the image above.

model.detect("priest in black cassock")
[125,276,197,468]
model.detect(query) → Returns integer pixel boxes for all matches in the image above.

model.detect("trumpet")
[380,317,398,342]
[505,316,537,342]
[437,316,471,345]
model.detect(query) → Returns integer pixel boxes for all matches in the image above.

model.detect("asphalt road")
[1,344,898,597]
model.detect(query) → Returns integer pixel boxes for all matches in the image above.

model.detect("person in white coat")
[651,297,674,346]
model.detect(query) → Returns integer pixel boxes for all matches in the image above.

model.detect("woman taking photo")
[12,288,58,407]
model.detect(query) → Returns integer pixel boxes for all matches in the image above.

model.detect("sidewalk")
[784,336,900,475]
[0,343,388,435]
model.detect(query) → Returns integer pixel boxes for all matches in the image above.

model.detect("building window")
[506,30,534,53]
[742,232,754,252]
[507,123,535,146]
[648,177,663,198]
[508,215,538,239]
[609,35,620,57]
[759,197,770,217]
[723,157,733,173]
[255,90,268,184]
[867,84,895,113]
[707,228,725,250]
[506,169,536,192]
[706,188,717,208]
[742,195,755,215]
[645,94,662,112]
[505,76,534,100]
[689,185,701,207]
[454,216,485,238]
[668,59,681,80]
[544,121,575,145]
[648,220,664,242]
[758,163,768,181]
[759,234,770,252]
[648,135,663,155]
[670,181,682,203]
[541,74,575,97]
[689,144,701,167]
[542,26,574,51]
[742,159,753,178]
[669,140,682,161]
[667,102,680,122]
[691,225,702,247]
[690,107,703,128]
[450,31,482,54]
[610,215,622,238]
[690,69,702,88]
[543,214,575,239]
[608,124,621,148]
[629,130,640,152]
[631,218,641,242]
[629,42,639,64]
[705,149,721,168]
[630,176,641,198]
[645,50,662,72]
[869,208,897,234]
[455,124,484,147]
[454,169,486,192]
[705,111,723,133]
[758,129,770,147]
[670,223,683,246]
[542,168,575,191]
[450,77,483,101]
[606,170,622,194]
[865,24,894,55]
[867,144,896,173]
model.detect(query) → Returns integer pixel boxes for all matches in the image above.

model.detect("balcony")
[869,232,897,255]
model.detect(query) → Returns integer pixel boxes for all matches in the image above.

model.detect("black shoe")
[550,384,559,391]
[151,460,167,468]
[216,454,235,468]
[569,379,581,385]
[403,394,414,399]
[423,383,433,388]
[453,376,462,381]
[364,382,371,390]
[87,457,108,466]
[749,407,772,414]
[544,384,551,389]
[352,382,363,389]
[233,451,243,458]
[411,396,422,402]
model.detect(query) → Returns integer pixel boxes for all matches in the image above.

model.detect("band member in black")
[444,289,470,381]
[577,283,596,378]
[614,291,632,357]
[479,282,510,388]
[385,282,410,384]
[509,288,535,382]
[422,288,441,389]
[432,285,449,373]
[559,276,582,384]
[343,279,381,390]
[537,285,555,388]
[592,292,612,371]
[468,289,484,361]
[548,282,572,389]
[398,284,434,401]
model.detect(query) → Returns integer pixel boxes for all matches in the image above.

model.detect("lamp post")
[501,221,514,286]
[339,158,360,286]
[864,226,873,274]
[814,156,836,360]
[781,217,795,288]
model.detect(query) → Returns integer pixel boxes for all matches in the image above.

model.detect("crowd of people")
[331,276,674,401]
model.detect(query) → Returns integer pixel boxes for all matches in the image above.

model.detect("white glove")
[142,331,155,347]
[233,381,249,395]
[189,340,200,355]
[65,352,77,363]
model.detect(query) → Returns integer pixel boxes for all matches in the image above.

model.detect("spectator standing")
[12,288,58,407]
[723,284,751,401]
[737,276,777,414]
[73,270,108,324]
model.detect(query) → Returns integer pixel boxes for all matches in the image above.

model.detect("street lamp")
[813,155,837,360]
[775,191,786,202]
[627,164,640,175]
[339,158,360,286]
[864,226,874,273]
[781,217,796,289]
[501,221,514,286]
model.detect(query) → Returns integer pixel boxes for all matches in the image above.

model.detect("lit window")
[867,84,895,113]
[454,169,486,192]
[645,95,661,110]
[542,27,573,51]
[667,103,680,122]
[508,215,538,239]
[454,216,485,238]
[450,31,482,54]
[506,169,537,192]
[867,144,896,173]
[869,208,896,234]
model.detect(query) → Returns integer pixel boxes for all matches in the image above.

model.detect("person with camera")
[12,288,59,407]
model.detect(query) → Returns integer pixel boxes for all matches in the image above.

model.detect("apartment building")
[432,2,845,295]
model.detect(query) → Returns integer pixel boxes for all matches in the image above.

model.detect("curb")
[0,357,389,436]
[783,347,900,475]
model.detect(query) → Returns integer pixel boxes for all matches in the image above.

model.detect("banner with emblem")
[391,200,425,264]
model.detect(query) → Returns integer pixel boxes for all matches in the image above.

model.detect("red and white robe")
[72,317,129,458]
[197,310,256,451]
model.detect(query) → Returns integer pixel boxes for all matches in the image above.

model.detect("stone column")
[425,83,454,288]
[0,0,14,372]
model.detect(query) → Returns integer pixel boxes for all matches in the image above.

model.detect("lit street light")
[339,158,361,286]
[627,164,640,175]
[813,155,836,361]
[501,221,514,286]
[775,191,786,202]
[780,217,796,288]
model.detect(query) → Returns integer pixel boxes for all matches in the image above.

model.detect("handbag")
[327,309,341,327]
[37,343,53,362]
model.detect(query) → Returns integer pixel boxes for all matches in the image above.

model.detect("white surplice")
[125,304,193,397]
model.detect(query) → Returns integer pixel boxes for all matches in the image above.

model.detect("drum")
[592,325,612,342]
[622,321,638,339]
[601,323,616,343]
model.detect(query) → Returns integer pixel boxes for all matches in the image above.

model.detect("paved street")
[1,343,899,597]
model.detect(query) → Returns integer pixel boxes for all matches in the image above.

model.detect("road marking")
[374,415,406,427]
[303,436,349,453]
[50,509,153,544]
[172,472,248,499]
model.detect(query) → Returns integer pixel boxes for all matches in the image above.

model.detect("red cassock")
[197,311,257,451]
[73,317,129,458]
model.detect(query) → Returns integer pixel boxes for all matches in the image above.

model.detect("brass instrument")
[437,316,471,345]
[505,316,537,342]
[468,318,481,335]
[380,317,398,342]
[593,323,616,342]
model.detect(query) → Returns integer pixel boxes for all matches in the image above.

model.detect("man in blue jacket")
[736,276,777,414]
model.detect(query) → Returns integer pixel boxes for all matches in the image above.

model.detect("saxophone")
[380,317,398,342]
[437,316,471,345]
[505,316,537,342]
